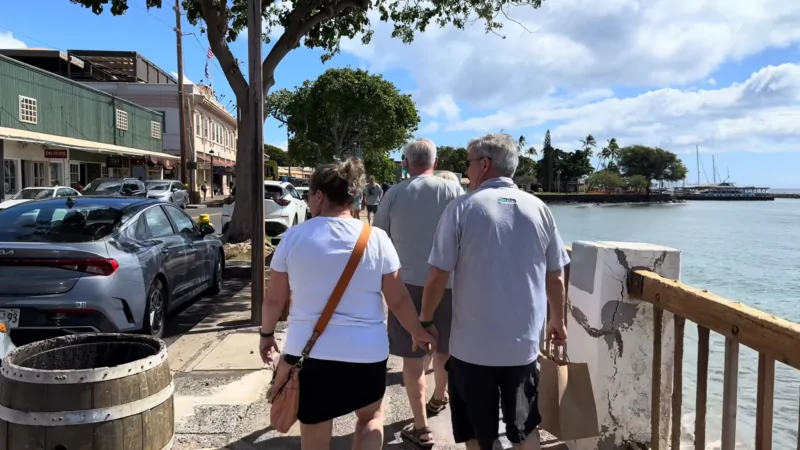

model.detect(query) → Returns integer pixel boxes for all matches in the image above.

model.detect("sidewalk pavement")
[170,281,567,450]
[187,198,225,209]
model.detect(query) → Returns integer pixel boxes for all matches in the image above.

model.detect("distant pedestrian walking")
[200,182,208,201]
[363,176,383,225]
[420,133,570,450]
[260,158,436,450]
[373,138,463,448]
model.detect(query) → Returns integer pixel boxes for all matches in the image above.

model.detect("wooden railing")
[627,269,800,450]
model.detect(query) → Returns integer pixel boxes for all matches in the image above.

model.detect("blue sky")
[2,0,800,187]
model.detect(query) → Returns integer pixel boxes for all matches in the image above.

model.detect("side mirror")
[199,223,215,236]
[171,187,178,192]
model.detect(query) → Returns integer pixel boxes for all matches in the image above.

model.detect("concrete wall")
[565,241,681,450]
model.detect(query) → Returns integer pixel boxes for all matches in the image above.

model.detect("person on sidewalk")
[419,134,570,450]
[352,188,364,219]
[373,138,462,448]
[200,182,208,201]
[260,157,437,450]
[363,176,383,225]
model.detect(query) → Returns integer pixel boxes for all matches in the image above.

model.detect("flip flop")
[401,425,435,449]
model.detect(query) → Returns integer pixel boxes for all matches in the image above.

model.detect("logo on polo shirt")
[497,197,517,204]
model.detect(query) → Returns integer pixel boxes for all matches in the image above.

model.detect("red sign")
[44,149,68,159]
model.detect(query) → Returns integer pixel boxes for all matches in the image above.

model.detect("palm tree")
[580,134,596,158]
[605,138,621,163]
[526,146,537,158]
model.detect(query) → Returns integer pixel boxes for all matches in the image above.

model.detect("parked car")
[145,180,189,208]
[295,186,312,219]
[0,186,81,211]
[81,178,147,197]
[221,181,308,235]
[0,197,224,339]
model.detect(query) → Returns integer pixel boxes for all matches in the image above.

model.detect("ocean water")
[550,200,800,450]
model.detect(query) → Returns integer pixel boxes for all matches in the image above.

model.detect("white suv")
[221,181,309,235]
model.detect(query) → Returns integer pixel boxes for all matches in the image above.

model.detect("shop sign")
[107,157,124,168]
[44,149,68,159]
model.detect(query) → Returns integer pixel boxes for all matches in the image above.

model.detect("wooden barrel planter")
[0,333,173,450]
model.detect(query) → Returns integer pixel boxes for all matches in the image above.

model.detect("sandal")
[401,424,435,449]
[426,396,449,415]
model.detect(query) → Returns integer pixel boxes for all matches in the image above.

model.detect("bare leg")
[300,420,333,450]
[353,398,385,450]
[432,352,449,401]
[402,357,433,441]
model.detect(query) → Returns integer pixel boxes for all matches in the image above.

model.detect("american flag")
[207,47,214,59]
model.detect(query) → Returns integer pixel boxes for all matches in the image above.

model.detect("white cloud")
[268,140,288,151]
[418,121,441,134]
[0,32,27,49]
[339,0,800,153]
[170,72,194,85]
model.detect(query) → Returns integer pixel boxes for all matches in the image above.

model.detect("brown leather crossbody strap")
[299,224,372,357]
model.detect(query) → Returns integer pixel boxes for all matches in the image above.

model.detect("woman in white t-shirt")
[259,158,436,450]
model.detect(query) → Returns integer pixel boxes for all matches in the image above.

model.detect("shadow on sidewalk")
[228,419,413,450]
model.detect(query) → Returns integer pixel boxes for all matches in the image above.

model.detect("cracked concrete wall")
[563,241,681,450]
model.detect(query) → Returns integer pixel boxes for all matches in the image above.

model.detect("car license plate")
[0,309,20,328]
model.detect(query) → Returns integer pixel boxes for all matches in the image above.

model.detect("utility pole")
[248,0,266,326]
[174,0,190,193]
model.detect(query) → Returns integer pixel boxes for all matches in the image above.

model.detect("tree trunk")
[224,103,254,243]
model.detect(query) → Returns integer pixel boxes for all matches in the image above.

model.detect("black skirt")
[284,354,388,424]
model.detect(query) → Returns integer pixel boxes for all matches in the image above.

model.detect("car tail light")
[0,258,119,276]
[275,197,291,206]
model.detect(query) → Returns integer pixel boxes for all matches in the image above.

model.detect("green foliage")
[264,144,291,166]
[435,146,469,176]
[589,170,625,193]
[536,144,593,192]
[541,130,555,191]
[618,145,688,190]
[626,175,651,192]
[287,137,332,167]
[267,68,419,160]
[362,151,397,184]
[598,138,621,169]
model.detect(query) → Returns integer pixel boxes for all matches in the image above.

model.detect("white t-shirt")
[269,217,400,363]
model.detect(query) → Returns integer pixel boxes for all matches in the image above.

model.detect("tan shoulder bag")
[267,224,372,433]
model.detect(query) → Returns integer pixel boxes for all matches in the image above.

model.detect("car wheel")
[206,252,223,295]
[142,278,167,339]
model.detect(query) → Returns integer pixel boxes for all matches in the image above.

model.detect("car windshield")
[0,200,124,243]
[147,183,170,191]
[82,180,122,195]
[12,189,54,200]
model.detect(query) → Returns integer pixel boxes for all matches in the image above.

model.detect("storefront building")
[0,53,177,200]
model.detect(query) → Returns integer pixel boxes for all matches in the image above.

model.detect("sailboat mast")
[696,145,700,186]
[712,155,716,184]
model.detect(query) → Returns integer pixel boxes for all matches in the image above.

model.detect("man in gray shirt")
[363,175,383,224]
[374,138,462,447]
[420,133,570,450]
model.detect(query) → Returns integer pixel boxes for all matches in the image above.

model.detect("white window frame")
[49,161,65,187]
[3,158,21,200]
[18,96,38,124]
[69,163,80,189]
[101,164,109,178]
[151,121,162,139]
[203,117,209,139]
[194,114,201,136]
[116,109,129,131]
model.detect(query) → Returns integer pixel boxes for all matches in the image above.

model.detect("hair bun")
[339,157,366,198]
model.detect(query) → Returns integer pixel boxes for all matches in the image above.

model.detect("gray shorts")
[388,284,452,358]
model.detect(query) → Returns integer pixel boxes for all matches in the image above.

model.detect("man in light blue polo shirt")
[420,133,570,450]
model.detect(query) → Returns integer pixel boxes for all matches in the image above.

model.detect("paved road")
[189,206,223,233]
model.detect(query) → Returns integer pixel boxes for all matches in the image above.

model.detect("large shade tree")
[267,68,420,161]
[71,0,547,242]
[618,145,688,194]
